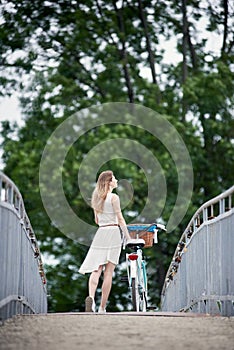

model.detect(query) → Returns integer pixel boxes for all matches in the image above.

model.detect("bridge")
[0,171,233,321]
[0,171,47,322]
[0,171,234,349]
[0,172,234,350]
[161,185,234,316]
[0,172,234,320]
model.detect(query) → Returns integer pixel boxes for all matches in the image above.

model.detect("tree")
[1,0,233,311]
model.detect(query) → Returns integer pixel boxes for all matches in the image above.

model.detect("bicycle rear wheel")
[132,278,147,312]
[140,260,148,312]
[140,291,147,312]
[131,277,140,311]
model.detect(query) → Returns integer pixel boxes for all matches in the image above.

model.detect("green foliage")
[0,0,233,312]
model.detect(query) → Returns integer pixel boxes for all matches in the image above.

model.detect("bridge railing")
[161,185,234,316]
[0,171,47,322]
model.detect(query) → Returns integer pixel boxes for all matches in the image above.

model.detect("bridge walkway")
[1,312,234,350]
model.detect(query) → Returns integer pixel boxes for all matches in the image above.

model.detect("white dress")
[78,193,122,274]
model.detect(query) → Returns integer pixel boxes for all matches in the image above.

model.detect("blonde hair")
[91,170,113,213]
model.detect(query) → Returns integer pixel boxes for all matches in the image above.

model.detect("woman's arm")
[112,194,131,240]
[94,210,98,225]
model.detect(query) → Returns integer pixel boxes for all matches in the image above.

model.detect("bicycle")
[124,223,166,312]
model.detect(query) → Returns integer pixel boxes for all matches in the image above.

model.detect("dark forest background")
[0,0,233,312]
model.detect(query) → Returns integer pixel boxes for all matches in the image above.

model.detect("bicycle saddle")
[126,238,145,248]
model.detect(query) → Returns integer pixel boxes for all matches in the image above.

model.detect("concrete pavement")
[0,312,233,350]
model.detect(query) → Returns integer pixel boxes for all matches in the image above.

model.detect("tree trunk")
[181,0,188,121]
[187,28,197,69]
[112,1,134,103]
[221,0,228,54]
[138,0,157,85]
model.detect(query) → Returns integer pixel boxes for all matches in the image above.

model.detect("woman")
[79,170,132,313]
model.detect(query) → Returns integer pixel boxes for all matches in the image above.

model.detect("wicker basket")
[128,224,154,248]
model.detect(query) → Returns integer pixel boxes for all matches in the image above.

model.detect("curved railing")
[161,185,234,316]
[0,171,47,321]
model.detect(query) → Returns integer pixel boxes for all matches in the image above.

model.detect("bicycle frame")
[124,222,166,312]
[126,246,148,312]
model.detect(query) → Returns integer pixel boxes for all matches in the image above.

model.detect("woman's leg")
[100,262,116,309]
[89,265,103,298]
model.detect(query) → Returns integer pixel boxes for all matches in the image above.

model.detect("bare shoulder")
[111,193,119,202]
